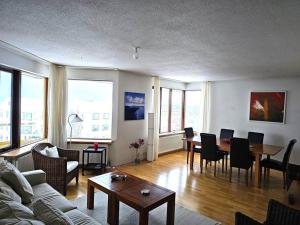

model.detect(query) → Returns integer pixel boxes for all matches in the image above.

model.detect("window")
[171,90,183,131]
[160,88,170,133]
[67,80,113,139]
[21,74,46,146]
[0,70,12,149]
[185,91,202,132]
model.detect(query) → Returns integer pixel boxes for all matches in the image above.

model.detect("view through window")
[171,90,183,131]
[0,71,12,149]
[185,90,202,132]
[21,73,46,146]
[160,88,170,133]
[68,80,113,139]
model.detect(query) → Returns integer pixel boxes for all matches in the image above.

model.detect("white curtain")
[200,81,211,133]
[48,65,68,148]
[147,76,160,161]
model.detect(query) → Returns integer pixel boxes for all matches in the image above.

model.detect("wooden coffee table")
[87,171,176,225]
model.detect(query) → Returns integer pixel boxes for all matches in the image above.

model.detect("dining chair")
[229,138,253,186]
[219,128,234,171]
[260,139,297,188]
[184,127,202,164]
[248,132,264,144]
[200,133,225,176]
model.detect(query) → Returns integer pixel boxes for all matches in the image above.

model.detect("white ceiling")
[1,0,300,82]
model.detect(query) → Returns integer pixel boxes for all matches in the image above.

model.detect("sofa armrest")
[22,170,46,186]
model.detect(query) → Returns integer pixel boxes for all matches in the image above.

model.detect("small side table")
[82,146,107,175]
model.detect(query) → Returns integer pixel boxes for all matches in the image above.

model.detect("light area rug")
[72,192,220,225]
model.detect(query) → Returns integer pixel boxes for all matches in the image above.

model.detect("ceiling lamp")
[133,47,141,60]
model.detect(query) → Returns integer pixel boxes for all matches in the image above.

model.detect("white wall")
[112,71,152,165]
[0,42,50,76]
[210,76,300,164]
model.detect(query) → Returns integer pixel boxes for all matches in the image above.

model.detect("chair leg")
[283,171,286,189]
[264,167,267,180]
[225,155,228,172]
[186,151,189,164]
[200,158,203,174]
[229,167,232,182]
[250,166,253,180]
[214,161,217,177]
[222,159,224,173]
[76,174,79,184]
[246,169,249,186]
[205,161,208,169]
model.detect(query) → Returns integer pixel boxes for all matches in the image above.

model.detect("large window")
[0,71,12,149]
[68,80,113,139]
[0,67,47,152]
[160,88,184,133]
[21,74,46,146]
[185,91,202,132]
[160,88,170,133]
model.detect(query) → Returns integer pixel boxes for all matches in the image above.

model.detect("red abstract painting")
[249,92,286,123]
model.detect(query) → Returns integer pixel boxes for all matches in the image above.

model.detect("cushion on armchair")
[67,161,79,173]
[0,161,34,204]
[45,146,60,158]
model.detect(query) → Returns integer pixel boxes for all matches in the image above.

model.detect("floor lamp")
[68,113,83,147]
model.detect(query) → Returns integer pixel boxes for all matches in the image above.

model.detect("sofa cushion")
[0,161,33,204]
[65,209,102,225]
[0,200,44,225]
[30,183,76,213]
[67,161,79,173]
[0,192,13,201]
[45,146,59,158]
[0,178,22,203]
[33,199,74,225]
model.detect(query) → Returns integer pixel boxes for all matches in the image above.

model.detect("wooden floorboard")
[66,150,287,225]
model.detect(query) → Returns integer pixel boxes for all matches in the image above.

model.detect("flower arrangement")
[129,138,144,164]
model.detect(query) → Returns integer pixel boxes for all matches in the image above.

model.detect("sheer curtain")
[48,65,68,148]
[200,81,212,133]
[147,76,160,161]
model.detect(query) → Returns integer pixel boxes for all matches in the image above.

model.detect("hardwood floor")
[66,150,287,225]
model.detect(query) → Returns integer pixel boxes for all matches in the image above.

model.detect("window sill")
[159,131,184,137]
[67,139,113,144]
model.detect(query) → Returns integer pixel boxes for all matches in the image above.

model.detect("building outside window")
[185,90,202,133]
[67,80,113,139]
[171,90,183,131]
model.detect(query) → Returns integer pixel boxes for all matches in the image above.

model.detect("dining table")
[185,136,284,188]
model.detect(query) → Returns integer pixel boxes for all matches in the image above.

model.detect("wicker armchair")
[31,142,79,195]
[235,199,300,225]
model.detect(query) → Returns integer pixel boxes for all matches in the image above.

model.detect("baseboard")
[158,148,184,156]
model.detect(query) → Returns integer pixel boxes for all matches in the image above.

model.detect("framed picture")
[249,91,286,123]
[124,92,145,120]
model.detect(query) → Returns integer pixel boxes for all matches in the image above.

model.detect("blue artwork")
[124,92,145,120]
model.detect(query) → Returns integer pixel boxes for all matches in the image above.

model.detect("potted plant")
[129,138,144,164]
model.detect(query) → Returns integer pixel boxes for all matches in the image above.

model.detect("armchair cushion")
[33,199,74,225]
[67,161,79,173]
[22,170,46,187]
[0,161,33,204]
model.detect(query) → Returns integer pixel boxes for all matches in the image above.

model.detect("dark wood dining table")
[185,136,284,188]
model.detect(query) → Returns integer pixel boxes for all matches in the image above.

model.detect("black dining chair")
[230,138,253,186]
[200,133,225,176]
[260,139,297,188]
[248,132,264,144]
[184,127,202,164]
[219,128,234,171]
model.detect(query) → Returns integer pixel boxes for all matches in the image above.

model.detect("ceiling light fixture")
[133,47,141,60]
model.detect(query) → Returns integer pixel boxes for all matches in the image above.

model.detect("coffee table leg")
[167,194,175,225]
[109,195,119,225]
[87,182,94,209]
[139,210,149,225]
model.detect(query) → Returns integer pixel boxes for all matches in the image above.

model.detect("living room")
[0,1,300,225]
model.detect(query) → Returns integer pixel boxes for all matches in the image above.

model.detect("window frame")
[67,78,113,140]
[159,87,185,134]
[0,66,48,152]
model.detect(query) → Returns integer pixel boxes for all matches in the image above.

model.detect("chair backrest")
[266,199,300,225]
[248,132,264,144]
[184,127,195,138]
[220,129,234,140]
[32,142,54,152]
[282,139,297,169]
[230,138,252,169]
[200,133,218,161]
